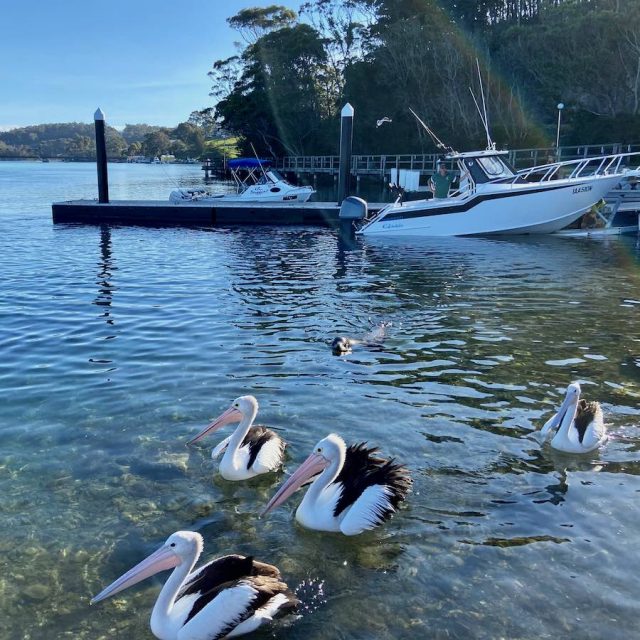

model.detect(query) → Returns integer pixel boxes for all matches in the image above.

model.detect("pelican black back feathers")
[179,554,297,629]
[332,443,412,518]
[574,399,600,443]
[242,426,283,469]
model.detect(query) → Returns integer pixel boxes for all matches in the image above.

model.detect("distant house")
[160,154,176,163]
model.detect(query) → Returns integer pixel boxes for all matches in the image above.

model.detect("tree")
[227,5,297,43]
[127,141,143,156]
[172,122,205,157]
[121,124,163,144]
[188,108,218,138]
[299,0,375,107]
[215,23,330,155]
[142,130,171,157]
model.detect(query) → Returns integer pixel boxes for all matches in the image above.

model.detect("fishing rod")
[408,108,453,153]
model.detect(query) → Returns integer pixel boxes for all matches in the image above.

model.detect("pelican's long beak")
[187,406,242,445]
[542,387,580,438]
[262,452,328,516]
[91,544,180,604]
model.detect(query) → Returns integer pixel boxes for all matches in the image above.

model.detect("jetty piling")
[94,108,109,203]
[337,103,354,204]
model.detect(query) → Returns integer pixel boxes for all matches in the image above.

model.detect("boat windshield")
[267,170,286,182]
[476,156,514,178]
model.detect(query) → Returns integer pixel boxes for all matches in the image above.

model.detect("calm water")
[1,161,640,640]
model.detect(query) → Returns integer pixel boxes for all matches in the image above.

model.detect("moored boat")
[356,150,640,237]
[170,158,314,204]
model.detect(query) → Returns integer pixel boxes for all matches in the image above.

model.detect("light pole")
[555,102,564,153]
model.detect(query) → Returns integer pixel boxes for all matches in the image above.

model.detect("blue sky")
[0,0,303,130]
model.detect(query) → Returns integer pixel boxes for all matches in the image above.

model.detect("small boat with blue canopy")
[170,157,315,204]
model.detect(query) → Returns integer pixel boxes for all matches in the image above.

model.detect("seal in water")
[331,322,391,355]
[331,336,357,354]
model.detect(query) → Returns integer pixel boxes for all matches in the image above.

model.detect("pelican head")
[541,382,581,439]
[262,434,346,516]
[331,337,353,354]
[91,531,203,604]
[187,395,258,445]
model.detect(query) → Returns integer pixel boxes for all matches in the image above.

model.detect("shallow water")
[1,161,640,639]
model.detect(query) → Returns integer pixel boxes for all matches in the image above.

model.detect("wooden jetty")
[263,143,640,179]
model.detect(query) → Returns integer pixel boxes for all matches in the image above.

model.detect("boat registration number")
[573,185,592,194]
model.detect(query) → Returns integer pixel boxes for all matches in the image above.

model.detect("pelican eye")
[170,543,176,547]
[316,447,322,453]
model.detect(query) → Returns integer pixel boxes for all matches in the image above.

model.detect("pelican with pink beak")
[540,382,606,453]
[91,530,298,640]
[187,395,285,481]
[262,434,411,535]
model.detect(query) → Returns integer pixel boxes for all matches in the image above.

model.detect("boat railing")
[515,151,640,184]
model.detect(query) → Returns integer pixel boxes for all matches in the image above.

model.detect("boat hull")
[170,188,314,204]
[358,176,622,237]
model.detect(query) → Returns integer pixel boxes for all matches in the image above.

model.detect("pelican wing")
[177,554,254,602]
[242,426,285,472]
[574,400,606,450]
[178,582,260,640]
[177,555,294,639]
[339,484,396,535]
[333,443,411,518]
[573,400,599,442]
[179,575,297,640]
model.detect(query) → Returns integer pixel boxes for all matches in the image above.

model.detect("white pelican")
[91,530,298,640]
[187,395,285,481]
[262,434,411,535]
[540,382,606,453]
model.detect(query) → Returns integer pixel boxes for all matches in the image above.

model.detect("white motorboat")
[170,158,314,204]
[356,149,640,237]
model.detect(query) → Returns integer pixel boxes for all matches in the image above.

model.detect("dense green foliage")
[0,119,211,160]
[209,0,640,156]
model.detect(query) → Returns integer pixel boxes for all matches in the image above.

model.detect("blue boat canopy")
[227,158,272,169]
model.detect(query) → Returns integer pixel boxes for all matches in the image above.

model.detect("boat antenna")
[473,58,495,150]
[250,142,269,180]
[469,88,489,138]
[408,108,453,153]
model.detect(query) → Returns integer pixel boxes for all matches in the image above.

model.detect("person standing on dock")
[430,163,454,199]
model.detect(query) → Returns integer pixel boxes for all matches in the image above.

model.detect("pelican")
[91,530,298,640]
[187,395,285,481]
[540,382,606,453]
[262,434,411,535]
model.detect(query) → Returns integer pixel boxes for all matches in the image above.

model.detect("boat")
[170,158,315,204]
[355,149,640,237]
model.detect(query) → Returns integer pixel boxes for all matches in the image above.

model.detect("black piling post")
[94,108,109,203]
[337,103,354,205]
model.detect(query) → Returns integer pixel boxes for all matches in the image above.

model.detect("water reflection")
[94,224,115,326]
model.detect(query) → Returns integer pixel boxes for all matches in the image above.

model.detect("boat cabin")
[446,150,516,188]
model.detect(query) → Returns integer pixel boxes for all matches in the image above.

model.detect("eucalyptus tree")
[215,23,329,156]
[493,0,640,143]
[227,5,297,44]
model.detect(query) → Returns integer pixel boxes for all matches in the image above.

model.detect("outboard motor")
[339,196,368,221]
